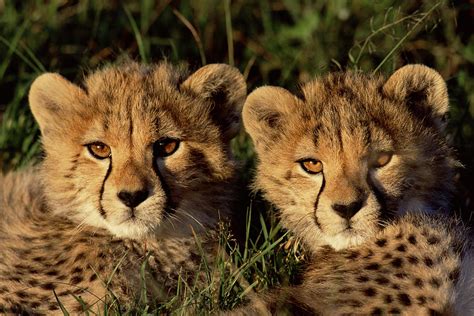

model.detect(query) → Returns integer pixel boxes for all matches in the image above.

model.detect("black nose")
[117,189,149,208]
[332,199,365,220]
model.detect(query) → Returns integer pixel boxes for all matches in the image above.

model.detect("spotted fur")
[240,65,473,314]
[0,62,246,314]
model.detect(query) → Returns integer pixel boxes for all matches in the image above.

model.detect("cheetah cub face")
[244,65,455,251]
[29,62,245,239]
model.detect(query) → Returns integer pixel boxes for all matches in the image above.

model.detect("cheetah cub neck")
[29,62,246,239]
[243,64,456,252]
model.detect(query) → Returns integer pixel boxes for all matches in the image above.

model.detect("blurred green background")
[0,0,473,215]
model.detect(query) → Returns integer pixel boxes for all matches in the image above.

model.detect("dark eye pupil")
[155,138,179,157]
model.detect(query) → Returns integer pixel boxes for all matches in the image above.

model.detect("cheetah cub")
[0,62,246,314]
[242,65,473,314]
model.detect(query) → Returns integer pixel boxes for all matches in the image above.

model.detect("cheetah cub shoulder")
[0,62,246,314]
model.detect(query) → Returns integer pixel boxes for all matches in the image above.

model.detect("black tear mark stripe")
[152,158,174,216]
[99,158,113,218]
[366,173,389,221]
[313,175,326,230]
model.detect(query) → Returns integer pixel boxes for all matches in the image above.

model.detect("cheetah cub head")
[244,65,456,252]
[29,62,245,239]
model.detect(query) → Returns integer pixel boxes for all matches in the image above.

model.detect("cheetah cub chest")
[242,65,473,314]
[0,62,246,314]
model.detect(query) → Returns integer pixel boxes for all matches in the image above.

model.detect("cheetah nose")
[117,189,149,208]
[332,198,365,220]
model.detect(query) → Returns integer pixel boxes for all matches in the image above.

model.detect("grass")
[1,0,473,313]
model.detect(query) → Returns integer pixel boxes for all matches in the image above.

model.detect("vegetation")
[0,0,472,313]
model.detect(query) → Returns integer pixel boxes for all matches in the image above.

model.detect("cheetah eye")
[154,138,180,157]
[373,151,393,168]
[299,159,323,175]
[86,142,111,159]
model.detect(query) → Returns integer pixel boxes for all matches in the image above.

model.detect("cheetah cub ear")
[383,64,449,128]
[243,86,301,152]
[180,64,246,141]
[29,73,87,136]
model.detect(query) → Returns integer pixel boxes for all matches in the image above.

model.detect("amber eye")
[86,142,111,159]
[154,138,180,157]
[299,159,323,174]
[373,152,393,168]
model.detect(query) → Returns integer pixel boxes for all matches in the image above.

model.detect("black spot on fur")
[396,244,406,252]
[72,267,83,274]
[391,258,403,268]
[449,268,460,281]
[347,300,363,307]
[427,236,440,245]
[384,295,393,304]
[364,287,377,297]
[70,275,84,285]
[8,304,23,314]
[430,277,441,289]
[395,232,403,239]
[49,304,59,311]
[398,293,412,306]
[357,275,369,282]
[338,287,352,294]
[375,238,387,247]
[28,279,39,287]
[394,272,407,279]
[383,253,393,260]
[371,307,383,315]
[33,256,46,262]
[41,282,56,290]
[56,258,67,265]
[424,257,434,267]
[89,274,98,282]
[414,278,424,288]
[389,308,401,314]
[375,277,389,285]
[46,270,60,277]
[57,273,68,281]
[365,263,380,271]
[408,234,417,244]
[74,252,86,262]
[407,255,419,265]
[345,251,360,259]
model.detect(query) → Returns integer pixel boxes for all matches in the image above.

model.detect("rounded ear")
[180,64,246,141]
[383,64,448,127]
[29,73,87,136]
[243,86,300,152]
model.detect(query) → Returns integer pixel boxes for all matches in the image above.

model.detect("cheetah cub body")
[0,62,246,314]
[243,65,473,314]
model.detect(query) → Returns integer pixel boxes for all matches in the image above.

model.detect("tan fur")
[241,65,473,314]
[0,62,246,314]
[232,214,469,315]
